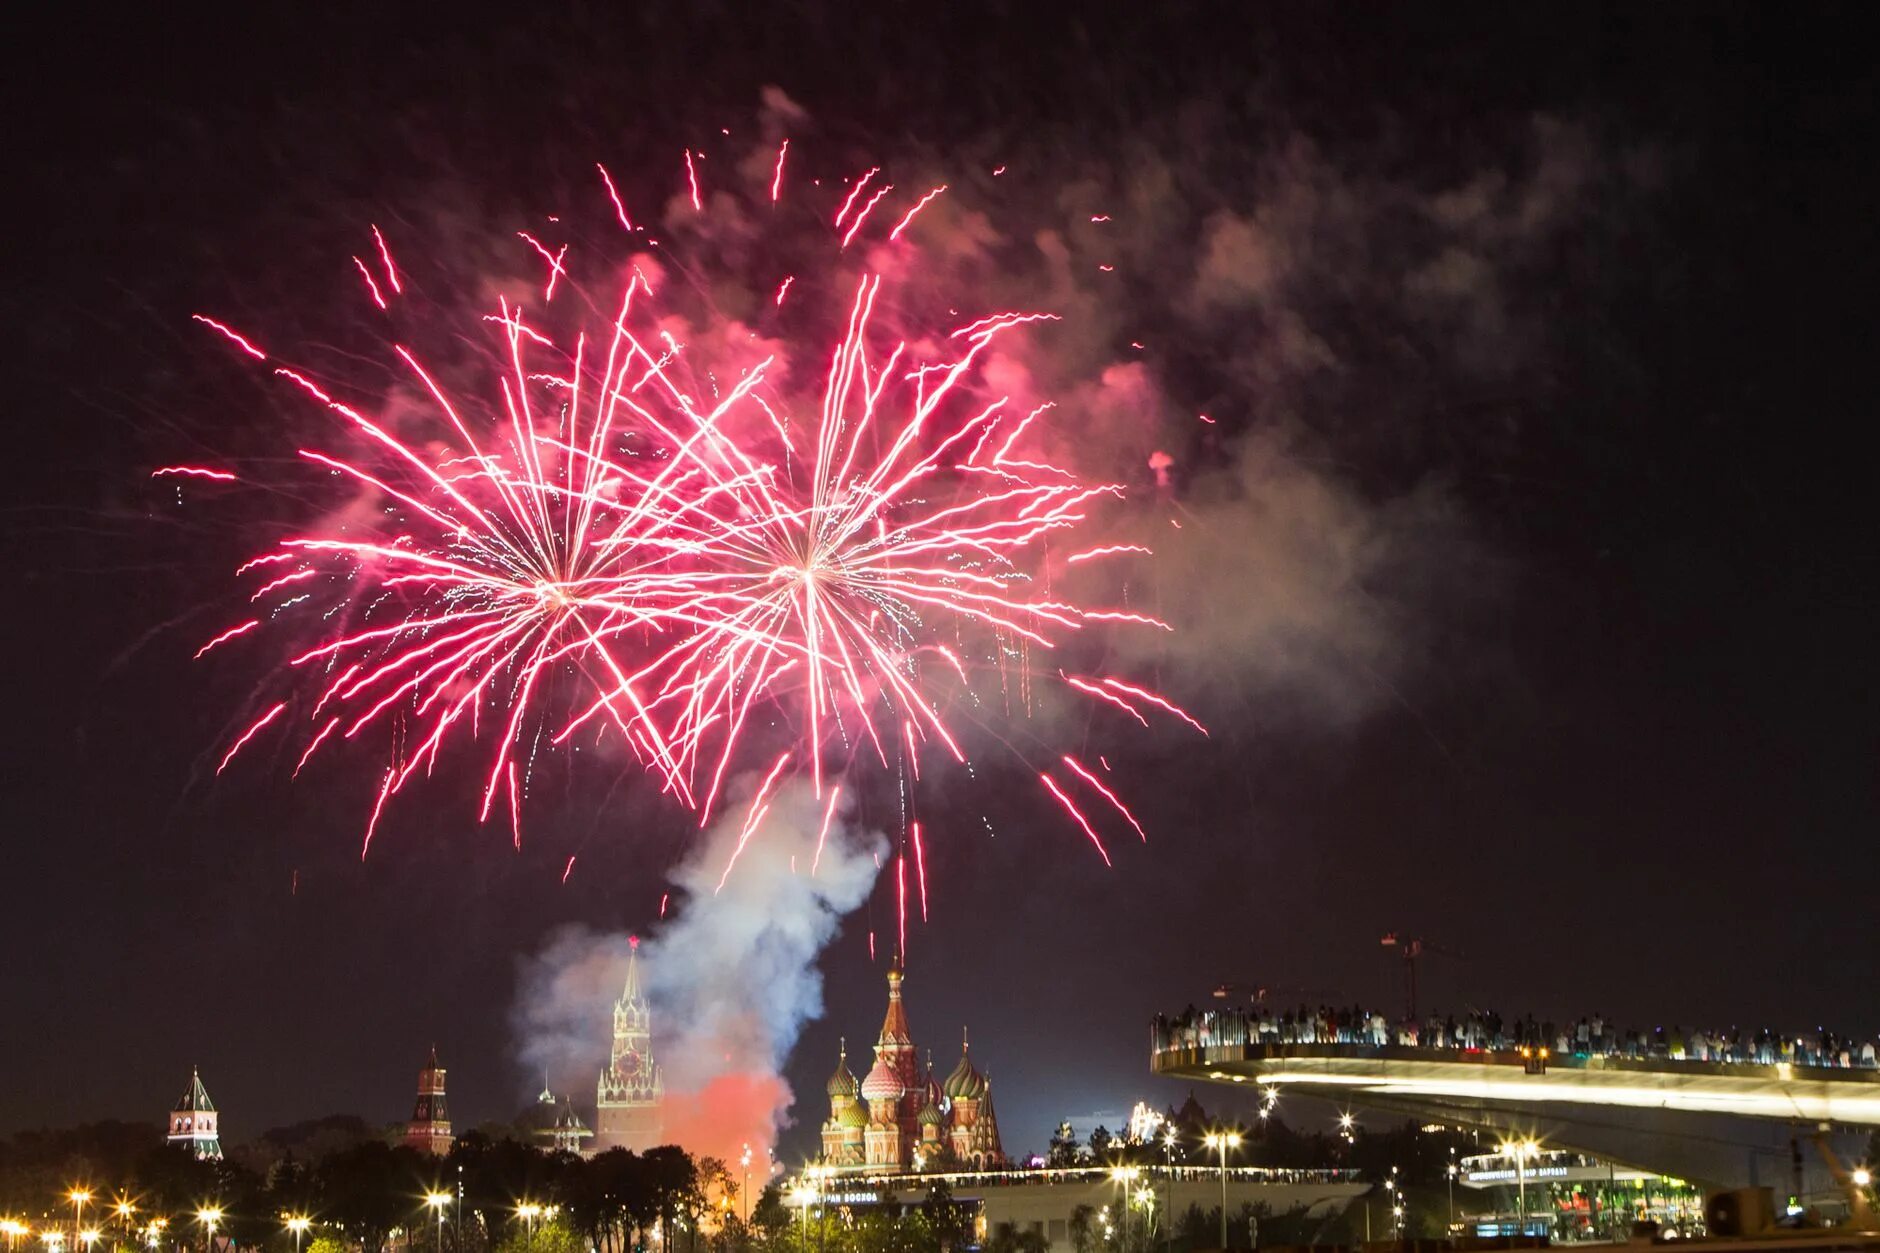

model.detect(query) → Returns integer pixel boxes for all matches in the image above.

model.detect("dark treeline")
[0,1124,734,1253]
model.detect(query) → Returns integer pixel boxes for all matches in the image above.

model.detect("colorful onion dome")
[839,1100,869,1128]
[827,1039,858,1099]
[943,1030,986,1100]
[861,1052,904,1102]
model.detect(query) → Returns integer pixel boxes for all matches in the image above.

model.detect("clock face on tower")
[620,1049,643,1077]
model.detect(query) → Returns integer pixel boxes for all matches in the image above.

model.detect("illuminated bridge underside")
[1155,1044,1880,1195]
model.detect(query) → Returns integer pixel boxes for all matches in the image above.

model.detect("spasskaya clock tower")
[593,936,665,1152]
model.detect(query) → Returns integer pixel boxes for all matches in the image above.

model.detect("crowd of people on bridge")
[1151,1003,1880,1070]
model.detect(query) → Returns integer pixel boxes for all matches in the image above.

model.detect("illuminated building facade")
[166,1067,223,1160]
[593,937,664,1152]
[403,1047,455,1155]
[822,955,1007,1172]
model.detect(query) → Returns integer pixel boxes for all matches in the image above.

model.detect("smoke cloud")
[513,779,884,1163]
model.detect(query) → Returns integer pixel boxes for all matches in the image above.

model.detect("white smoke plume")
[512,779,884,1163]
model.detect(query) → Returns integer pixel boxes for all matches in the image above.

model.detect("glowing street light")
[787,1186,813,1253]
[194,1208,220,1253]
[1498,1139,1541,1225]
[424,1193,450,1253]
[1109,1168,1140,1247]
[1853,1168,1871,1188]
[517,1204,542,1241]
[68,1193,91,1246]
[1203,1131,1242,1249]
[740,1146,754,1223]
[284,1216,311,1253]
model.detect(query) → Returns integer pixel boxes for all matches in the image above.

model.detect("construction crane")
[1379,933,1465,1022]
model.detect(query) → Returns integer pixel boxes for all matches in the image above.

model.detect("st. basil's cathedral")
[821,955,1007,1172]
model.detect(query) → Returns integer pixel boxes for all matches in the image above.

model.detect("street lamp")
[285,1216,310,1253]
[1501,1140,1539,1230]
[517,1205,542,1243]
[1110,1168,1140,1248]
[788,1186,813,1253]
[195,1208,220,1253]
[69,1193,91,1245]
[424,1193,450,1253]
[1202,1132,1241,1250]
[740,1146,753,1223]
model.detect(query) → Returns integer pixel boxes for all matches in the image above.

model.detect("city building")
[166,1067,223,1160]
[821,953,1007,1172]
[1456,1145,1701,1241]
[593,936,664,1152]
[403,1047,455,1156]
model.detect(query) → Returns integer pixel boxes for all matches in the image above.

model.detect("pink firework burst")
[183,144,1205,911]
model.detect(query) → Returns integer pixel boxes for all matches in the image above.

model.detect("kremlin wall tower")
[821,954,1006,1172]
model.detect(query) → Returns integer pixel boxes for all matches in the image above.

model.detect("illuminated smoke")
[513,778,883,1162]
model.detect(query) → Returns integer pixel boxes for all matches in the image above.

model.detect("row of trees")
[0,1127,730,1253]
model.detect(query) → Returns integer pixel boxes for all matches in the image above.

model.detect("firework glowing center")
[179,149,1206,921]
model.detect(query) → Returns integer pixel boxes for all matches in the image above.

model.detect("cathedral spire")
[877,953,912,1046]
[621,935,645,1004]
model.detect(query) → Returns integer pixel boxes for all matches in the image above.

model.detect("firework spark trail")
[770,139,789,202]
[833,167,880,227]
[597,163,634,230]
[888,186,947,241]
[216,700,286,774]
[1066,543,1151,564]
[811,785,841,875]
[1062,754,1147,841]
[194,619,260,659]
[839,183,894,248]
[191,314,266,360]
[352,256,389,309]
[153,465,239,482]
[1099,676,1209,735]
[911,820,929,921]
[371,225,402,293]
[1039,772,1111,867]
[183,144,1205,904]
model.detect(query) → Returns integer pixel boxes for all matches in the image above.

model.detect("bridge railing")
[1150,1007,1880,1072]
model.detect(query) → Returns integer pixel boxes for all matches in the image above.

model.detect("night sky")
[2,3,1876,1163]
